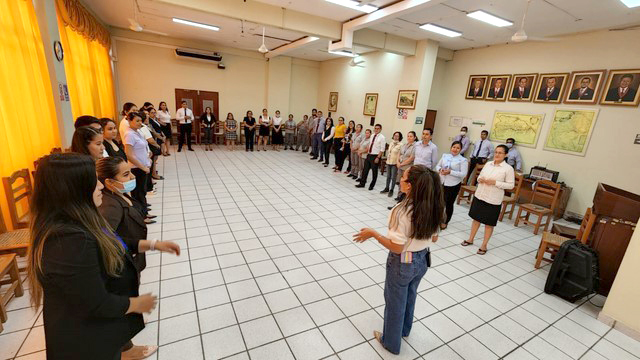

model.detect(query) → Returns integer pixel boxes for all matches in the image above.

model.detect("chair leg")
[499,203,506,222]
[508,203,515,220]
[543,214,551,233]
[533,214,542,235]
[9,257,23,297]
[534,241,547,268]
[514,207,522,227]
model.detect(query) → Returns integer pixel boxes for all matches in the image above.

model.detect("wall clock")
[53,40,64,61]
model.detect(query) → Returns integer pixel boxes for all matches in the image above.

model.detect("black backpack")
[544,240,599,303]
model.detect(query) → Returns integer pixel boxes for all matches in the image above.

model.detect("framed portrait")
[397,90,418,109]
[600,69,640,106]
[485,75,511,102]
[465,74,488,100]
[363,93,378,116]
[508,73,538,102]
[328,92,338,112]
[533,73,569,104]
[563,70,606,105]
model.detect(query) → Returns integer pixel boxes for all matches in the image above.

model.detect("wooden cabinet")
[517,178,572,219]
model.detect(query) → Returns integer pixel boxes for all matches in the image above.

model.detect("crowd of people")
[31,101,518,358]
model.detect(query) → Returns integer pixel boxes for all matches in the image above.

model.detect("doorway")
[424,109,437,131]
[174,89,219,144]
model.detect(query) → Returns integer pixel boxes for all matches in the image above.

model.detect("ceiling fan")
[511,0,557,43]
[128,0,168,36]
[258,27,269,53]
[349,57,365,67]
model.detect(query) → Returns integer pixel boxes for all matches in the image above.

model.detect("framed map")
[543,108,599,156]
[489,111,545,148]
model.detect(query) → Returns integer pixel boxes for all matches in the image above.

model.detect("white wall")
[432,29,640,214]
[114,37,319,121]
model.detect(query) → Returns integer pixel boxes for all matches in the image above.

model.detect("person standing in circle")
[200,107,216,151]
[243,110,256,152]
[353,165,444,355]
[156,102,172,156]
[224,112,238,151]
[258,108,271,151]
[320,117,335,167]
[296,114,310,152]
[436,141,468,229]
[175,101,194,152]
[381,132,403,198]
[271,110,284,151]
[332,117,347,172]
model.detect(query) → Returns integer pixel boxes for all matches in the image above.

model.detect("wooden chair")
[514,179,561,234]
[0,254,24,328]
[2,169,32,229]
[50,147,62,153]
[456,163,484,205]
[499,173,524,221]
[534,207,596,268]
[0,209,29,259]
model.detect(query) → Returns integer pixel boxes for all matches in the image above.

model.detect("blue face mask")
[115,179,136,193]
[506,143,513,148]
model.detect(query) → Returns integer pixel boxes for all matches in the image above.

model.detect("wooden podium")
[588,184,640,296]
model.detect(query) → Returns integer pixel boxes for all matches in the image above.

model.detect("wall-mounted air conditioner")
[175,48,222,63]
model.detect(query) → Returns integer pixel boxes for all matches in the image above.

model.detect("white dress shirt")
[176,108,194,125]
[413,141,438,169]
[388,205,432,252]
[472,139,494,158]
[436,154,468,187]
[367,133,386,155]
[474,160,515,205]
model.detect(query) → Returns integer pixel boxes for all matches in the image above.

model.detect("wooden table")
[517,178,572,219]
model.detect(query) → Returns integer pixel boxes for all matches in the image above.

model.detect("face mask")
[114,179,136,193]
[506,143,513,148]
[460,131,467,136]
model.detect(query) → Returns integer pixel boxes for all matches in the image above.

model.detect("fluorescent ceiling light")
[329,50,359,57]
[419,23,462,37]
[172,18,220,31]
[620,0,640,7]
[325,0,378,13]
[467,10,513,27]
[309,36,320,41]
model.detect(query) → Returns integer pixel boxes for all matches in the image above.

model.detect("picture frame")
[363,93,378,116]
[328,92,338,112]
[465,74,489,100]
[508,73,538,102]
[396,90,418,109]
[533,73,569,104]
[485,74,512,101]
[543,108,599,156]
[599,69,640,107]
[563,70,606,105]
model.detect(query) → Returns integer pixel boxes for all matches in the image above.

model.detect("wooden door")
[175,89,219,144]
[424,109,437,131]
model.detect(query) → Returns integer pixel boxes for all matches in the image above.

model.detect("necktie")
[315,119,321,132]
[619,88,626,99]
[547,88,552,97]
[475,140,483,157]
[519,88,524,97]
[369,134,377,153]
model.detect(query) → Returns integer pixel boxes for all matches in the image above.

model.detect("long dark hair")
[28,154,124,308]
[71,126,102,155]
[390,165,444,240]
[121,102,137,116]
[158,101,169,112]
[96,156,126,184]
[347,120,356,133]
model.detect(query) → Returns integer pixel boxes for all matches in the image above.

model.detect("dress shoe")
[146,215,157,219]
[188,148,194,151]
[355,184,365,188]
[380,188,389,194]
[388,190,394,198]
[368,186,374,191]
[387,206,394,210]
[318,159,323,162]
[177,149,182,152]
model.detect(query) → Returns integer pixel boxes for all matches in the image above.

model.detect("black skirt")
[259,125,270,137]
[469,197,501,226]
[161,124,172,138]
[272,129,283,144]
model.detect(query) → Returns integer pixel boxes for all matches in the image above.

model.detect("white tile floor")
[1,145,640,360]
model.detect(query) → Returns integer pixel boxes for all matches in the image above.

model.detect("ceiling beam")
[265,36,320,59]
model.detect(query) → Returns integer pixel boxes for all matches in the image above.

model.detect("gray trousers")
[350,152,363,177]
[285,133,295,148]
[312,133,322,157]
[297,131,310,150]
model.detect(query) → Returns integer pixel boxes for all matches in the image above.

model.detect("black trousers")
[245,128,255,150]
[443,183,462,224]
[343,143,351,171]
[468,157,487,184]
[131,167,148,215]
[146,155,157,191]
[360,154,379,188]
[333,138,343,168]
[178,123,193,150]
[322,140,332,164]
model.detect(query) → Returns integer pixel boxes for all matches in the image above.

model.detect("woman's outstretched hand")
[353,228,377,243]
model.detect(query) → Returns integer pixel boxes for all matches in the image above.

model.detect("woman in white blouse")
[271,110,283,151]
[381,132,403,198]
[258,108,271,151]
[320,117,334,167]
[156,101,172,156]
[462,144,514,255]
[435,141,468,229]
[354,165,444,355]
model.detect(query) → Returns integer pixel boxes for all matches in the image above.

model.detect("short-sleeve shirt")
[124,129,151,168]
[244,117,256,127]
[388,204,433,252]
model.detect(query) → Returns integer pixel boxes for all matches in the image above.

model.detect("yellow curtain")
[0,0,61,229]
[56,6,116,120]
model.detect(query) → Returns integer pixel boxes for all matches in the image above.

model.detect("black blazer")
[468,87,483,97]
[537,87,560,101]
[40,226,144,360]
[104,140,127,162]
[605,87,637,102]
[569,87,594,100]
[488,87,505,98]
[98,190,147,271]
[200,113,216,127]
[511,87,531,99]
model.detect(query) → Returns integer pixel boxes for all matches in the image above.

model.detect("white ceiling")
[84,0,640,59]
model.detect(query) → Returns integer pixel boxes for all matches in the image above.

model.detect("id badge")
[400,251,413,264]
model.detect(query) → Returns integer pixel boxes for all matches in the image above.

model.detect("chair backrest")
[507,173,524,199]
[576,207,596,244]
[2,169,32,229]
[531,179,561,211]
[469,163,485,186]
[0,205,8,234]
[50,147,62,153]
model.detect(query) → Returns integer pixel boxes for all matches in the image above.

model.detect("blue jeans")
[382,248,429,354]
[385,164,398,191]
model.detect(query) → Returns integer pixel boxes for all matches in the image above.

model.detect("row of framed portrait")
[465,68,640,107]
[328,90,419,116]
